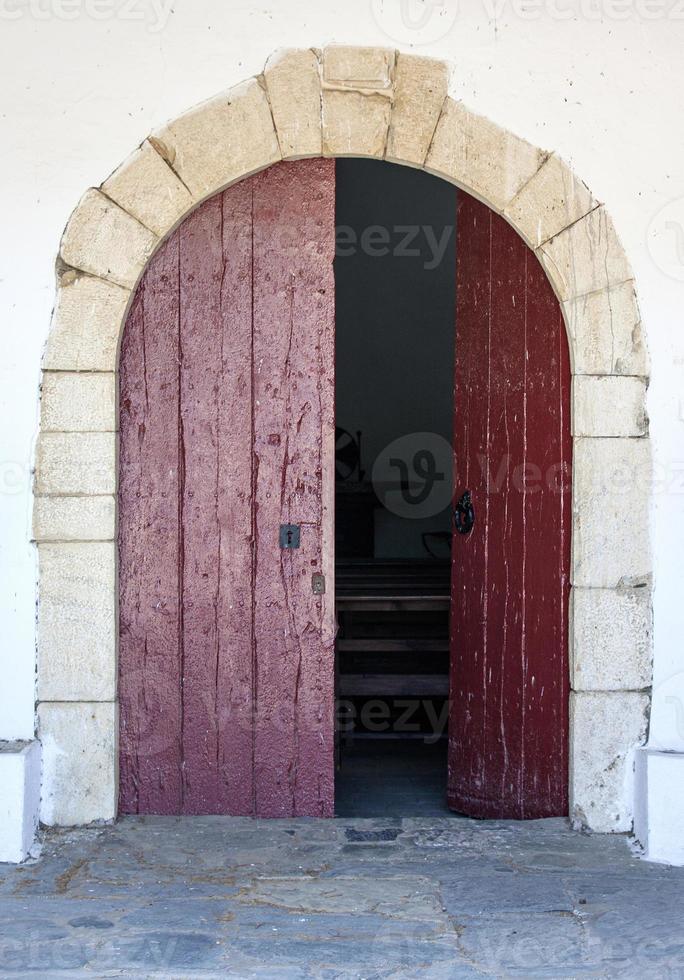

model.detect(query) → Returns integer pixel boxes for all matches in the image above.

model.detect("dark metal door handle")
[454,491,475,536]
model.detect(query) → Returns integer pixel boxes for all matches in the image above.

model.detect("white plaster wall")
[0,0,683,844]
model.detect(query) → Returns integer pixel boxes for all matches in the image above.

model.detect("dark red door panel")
[449,193,571,819]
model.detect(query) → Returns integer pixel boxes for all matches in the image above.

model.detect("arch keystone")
[425,97,546,212]
[321,46,396,158]
[322,45,395,92]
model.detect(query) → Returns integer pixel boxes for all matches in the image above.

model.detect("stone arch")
[34,46,652,833]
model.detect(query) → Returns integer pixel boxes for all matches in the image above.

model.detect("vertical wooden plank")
[449,194,492,813]
[286,161,336,817]
[215,182,256,816]
[178,196,225,814]
[119,235,182,815]
[450,191,571,818]
[177,183,256,816]
[252,159,336,817]
[485,213,527,814]
[521,254,571,816]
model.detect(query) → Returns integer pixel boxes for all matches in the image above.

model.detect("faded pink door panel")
[251,163,336,817]
[119,159,336,817]
[119,235,183,815]
[449,192,571,819]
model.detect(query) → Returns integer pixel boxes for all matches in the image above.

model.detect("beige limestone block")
[562,281,649,377]
[322,46,395,92]
[322,90,393,159]
[38,701,118,826]
[40,372,116,433]
[570,587,653,692]
[425,98,546,212]
[505,153,597,248]
[60,189,157,290]
[572,437,651,589]
[37,542,116,703]
[264,49,322,159]
[321,45,395,159]
[33,496,116,543]
[102,140,194,238]
[570,691,649,832]
[35,432,117,496]
[151,78,282,201]
[386,55,449,168]
[538,206,633,302]
[572,376,648,438]
[43,272,130,374]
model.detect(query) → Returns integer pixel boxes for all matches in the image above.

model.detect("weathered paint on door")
[118,159,336,817]
[449,192,571,819]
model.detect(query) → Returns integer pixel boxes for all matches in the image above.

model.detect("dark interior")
[334,159,458,817]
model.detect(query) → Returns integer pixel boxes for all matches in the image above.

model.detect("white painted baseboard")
[634,747,684,866]
[0,741,41,863]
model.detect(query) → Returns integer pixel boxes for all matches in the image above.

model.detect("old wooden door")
[449,193,571,819]
[119,159,336,817]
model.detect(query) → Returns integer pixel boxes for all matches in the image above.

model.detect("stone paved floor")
[1,817,683,978]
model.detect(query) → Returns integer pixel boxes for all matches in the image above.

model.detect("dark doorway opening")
[334,159,457,817]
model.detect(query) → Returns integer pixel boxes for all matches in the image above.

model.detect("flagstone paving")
[0,816,683,978]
